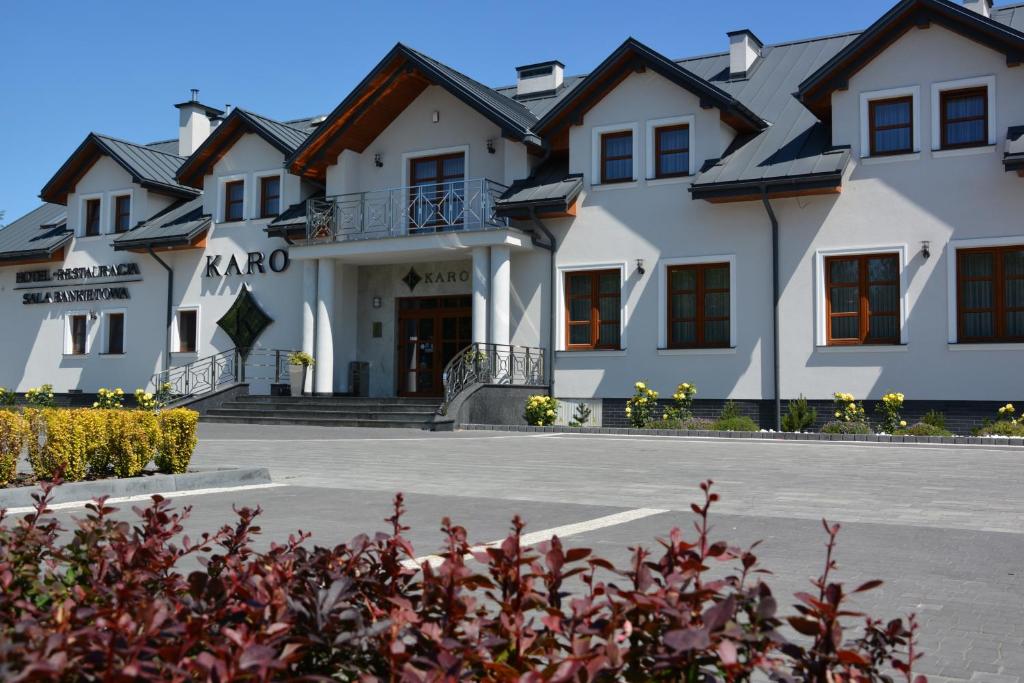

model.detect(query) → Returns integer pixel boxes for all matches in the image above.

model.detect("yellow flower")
[635,381,646,390]
[835,411,841,418]
[546,409,555,416]
[900,420,907,427]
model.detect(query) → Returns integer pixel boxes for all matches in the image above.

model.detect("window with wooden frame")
[940,87,988,150]
[68,314,88,355]
[667,263,730,348]
[868,96,914,156]
[565,269,621,350]
[224,180,245,222]
[259,176,281,218]
[409,153,465,229]
[825,253,900,345]
[176,309,198,353]
[654,124,690,179]
[113,195,131,233]
[957,245,1024,343]
[84,198,101,237]
[600,131,633,184]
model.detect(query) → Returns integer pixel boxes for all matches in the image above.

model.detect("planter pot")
[288,365,307,397]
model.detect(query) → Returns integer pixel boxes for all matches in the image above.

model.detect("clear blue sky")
[0,0,899,223]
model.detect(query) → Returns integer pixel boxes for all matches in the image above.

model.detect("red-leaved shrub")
[0,480,926,681]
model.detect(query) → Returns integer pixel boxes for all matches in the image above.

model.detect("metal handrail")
[150,348,299,400]
[439,342,546,415]
[306,178,510,243]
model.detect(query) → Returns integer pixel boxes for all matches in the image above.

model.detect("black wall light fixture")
[374,153,383,168]
[921,240,931,260]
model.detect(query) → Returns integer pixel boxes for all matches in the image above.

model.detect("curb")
[461,424,1024,448]
[0,467,273,510]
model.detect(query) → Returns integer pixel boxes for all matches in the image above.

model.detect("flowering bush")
[287,350,316,367]
[877,391,906,433]
[662,381,697,421]
[626,380,659,427]
[997,403,1017,423]
[25,384,54,408]
[524,394,558,426]
[134,388,158,410]
[0,387,15,408]
[92,386,125,409]
[832,392,867,424]
[0,480,927,680]
[154,381,175,407]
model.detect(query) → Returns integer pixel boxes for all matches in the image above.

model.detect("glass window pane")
[962,312,993,338]
[442,156,464,178]
[569,298,590,322]
[869,315,898,341]
[603,134,631,157]
[705,321,729,344]
[960,280,993,309]
[1007,312,1024,338]
[671,293,696,319]
[961,252,993,277]
[228,183,244,201]
[830,286,859,314]
[658,128,688,151]
[599,272,619,294]
[705,292,729,317]
[604,158,632,180]
[670,268,696,291]
[1006,279,1024,308]
[1003,250,1024,277]
[598,295,619,321]
[874,128,911,154]
[873,100,910,126]
[658,152,689,175]
[831,316,859,340]
[569,324,590,345]
[867,257,898,282]
[598,323,620,347]
[946,94,985,119]
[829,259,858,284]
[945,120,985,146]
[705,266,729,289]
[568,274,590,296]
[413,160,436,182]
[868,284,899,314]
[671,321,695,345]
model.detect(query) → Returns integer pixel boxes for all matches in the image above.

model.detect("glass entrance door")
[397,295,472,397]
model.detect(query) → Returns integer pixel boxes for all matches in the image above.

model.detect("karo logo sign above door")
[204,249,290,278]
[402,266,470,292]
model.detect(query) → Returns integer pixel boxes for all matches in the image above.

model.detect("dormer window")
[600,131,633,184]
[654,125,690,179]
[940,87,987,150]
[84,198,101,237]
[868,97,913,156]
[113,195,131,233]
[224,180,245,222]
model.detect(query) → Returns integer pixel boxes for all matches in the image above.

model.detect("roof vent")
[727,30,763,79]
[515,60,564,98]
[963,0,992,17]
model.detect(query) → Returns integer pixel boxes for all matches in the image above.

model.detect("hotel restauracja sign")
[16,263,142,305]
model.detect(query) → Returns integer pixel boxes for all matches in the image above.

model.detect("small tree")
[782,395,817,432]
[568,401,591,427]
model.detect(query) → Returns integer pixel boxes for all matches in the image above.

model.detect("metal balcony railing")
[439,342,546,415]
[150,348,297,400]
[306,178,510,242]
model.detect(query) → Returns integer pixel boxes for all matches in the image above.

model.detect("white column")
[472,246,490,344]
[314,258,335,395]
[301,260,317,395]
[489,245,511,346]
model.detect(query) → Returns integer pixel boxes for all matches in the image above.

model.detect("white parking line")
[200,434,566,443]
[406,506,669,569]
[4,483,286,515]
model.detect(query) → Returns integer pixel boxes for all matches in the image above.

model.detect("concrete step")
[200,414,433,429]
[208,406,436,419]
[233,396,440,408]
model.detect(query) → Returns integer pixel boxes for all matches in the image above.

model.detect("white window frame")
[109,189,134,234]
[815,244,909,348]
[78,193,105,238]
[931,75,997,152]
[171,306,201,355]
[555,261,628,353]
[591,122,640,188]
[946,235,1024,344]
[100,308,127,356]
[217,174,248,223]
[253,169,284,220]
[645,115,696,181]
[657,254,737,351]
[63,310,91,356]
[859,86,921,159]
[400,145,470,189]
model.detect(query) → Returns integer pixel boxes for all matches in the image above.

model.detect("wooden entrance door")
[397,295,472,397]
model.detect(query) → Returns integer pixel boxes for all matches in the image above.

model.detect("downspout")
[528,207,557,396]
[759,190,782,431]
[147,247,173,372]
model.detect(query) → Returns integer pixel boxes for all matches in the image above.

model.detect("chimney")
[727,30,764,79]
[963,0,992,17]
[514,61,565,98]
[174,89,224,156]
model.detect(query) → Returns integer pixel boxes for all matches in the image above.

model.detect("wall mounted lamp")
[486,138,496,154]
[636,258,646,276]
[921,240,931,260]
[374,153,383,168]
[431,110,440,123]
[372,296,382,309]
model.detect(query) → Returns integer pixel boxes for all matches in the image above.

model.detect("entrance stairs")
[201,395,440,429]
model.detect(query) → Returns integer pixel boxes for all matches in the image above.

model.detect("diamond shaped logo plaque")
[217,286,273,352]
[402,267,422,291]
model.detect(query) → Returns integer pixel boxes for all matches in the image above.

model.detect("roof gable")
[288,43,540,180]
[40,134,197,205]
[535,38,768,144]
[176,108,311,188]
[798,0,1024,119]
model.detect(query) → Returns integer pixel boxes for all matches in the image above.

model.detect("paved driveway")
[45,425,1024,682]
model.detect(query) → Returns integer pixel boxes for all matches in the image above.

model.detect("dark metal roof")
[40,133,198,204]
[265,194,321,237]
[993,2,1024,31]
[234,108,311,153]
[144,138,181,155]
[496,157,583,213]
[1006,126,1024,171]
[0,203,72,261]
[112,196,210,250]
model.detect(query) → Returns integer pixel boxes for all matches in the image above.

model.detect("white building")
[2,0,1023,430]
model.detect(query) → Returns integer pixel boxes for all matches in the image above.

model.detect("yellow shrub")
[0,410,27,486]
[22,408,45,474]
[78,409,113,477]
[36,409,88,482]
[107,410,159,478]
[156,409,199,474]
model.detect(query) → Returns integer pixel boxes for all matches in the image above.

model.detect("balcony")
[306,178,510,243]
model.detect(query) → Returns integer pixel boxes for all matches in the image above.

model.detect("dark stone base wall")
[602,398,1007,434]
[456,385,548,426]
